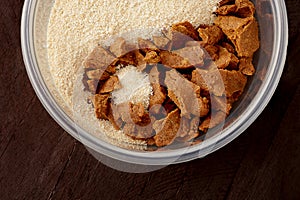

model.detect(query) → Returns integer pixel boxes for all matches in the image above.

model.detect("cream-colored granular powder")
[47,0,220,148]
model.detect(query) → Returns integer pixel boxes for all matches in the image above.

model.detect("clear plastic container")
[21,0,288,170]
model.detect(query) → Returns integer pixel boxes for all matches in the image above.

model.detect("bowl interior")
[22,0,287,164]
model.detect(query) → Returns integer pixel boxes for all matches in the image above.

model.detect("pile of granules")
[111,65,152,108]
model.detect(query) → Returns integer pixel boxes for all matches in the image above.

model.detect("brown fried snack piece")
[216,4,237,15]
[165,70,203,117]
[171,21,199,41]
[129,102,151,126]
[149,65,160,83]
[214,16,259,57]
[160,46,204,69]
[83,46,115,70]
[86,69,110,81]
[219,69,248,97]
[87,79,99,93]
[191,68,224,96]
[234,18,259,57]
[173,46,205,67]
[160,50,191,69]
[144,50,161,64]
[215,46,239,69]
[99,76,122,94]
[123,122,155,140]
[138,38,158,49]
[199,111,227,132]
[198,25,224,45]
[153,108,181,147]
[84,46,117,92]
[191,68,247,98]
[239,57,255,75]
[171,21,199,49]
[117,50,145,66]
[210,95,232,115]
[111,102,130,124]
[203,45,219,61]
[109,37,128,57]
[148,66,167,115]
[198,97,210,117]
[177,116,200,143]
[221,42,236,54]
[153,36,170,49]
[235,0,255,18]
[150,83,167,108]
[92,94,110,120]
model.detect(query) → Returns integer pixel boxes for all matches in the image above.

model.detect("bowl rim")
[21,0,288,165]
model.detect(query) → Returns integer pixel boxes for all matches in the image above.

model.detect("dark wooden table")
[1,0,300,199]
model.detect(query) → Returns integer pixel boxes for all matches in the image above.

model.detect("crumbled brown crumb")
[83,46,115,69]
[171,21,199,41]
[118,50,145,66]
[215,46,239,69]
[199,111,227,132]
[204,45,219,61]
[221,42,236,54]
[160,46,204,69]
[138,38,158,50]
[86,69,110,81]
[177,116,200,139]
[160,50,191,69]
[191,68,224,96]
[173,46,204,67]
[109,37,128,57]
[216,4,237,15]
[171,21,199,49]
[198,97,210,117]
[129,102,151,126]
[165,69,202,117]
[210,95,232,115]
[219,69,247,97]
[87,79,99,93]
[235,0,255,18]
[92,94,110,120]
[149,83,167,108]
[99,76,121,94]
[198,25,224,45]
[214,16,259,57]
[144,51,161,63]
[152,36,170,49]
[239,57,255,75]
[153,108,181,147]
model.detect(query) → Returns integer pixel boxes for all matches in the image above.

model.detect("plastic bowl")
[21,0,288,166]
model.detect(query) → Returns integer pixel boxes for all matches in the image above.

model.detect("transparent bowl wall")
[21,0,288,165]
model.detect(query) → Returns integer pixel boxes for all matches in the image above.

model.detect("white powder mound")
[48,0,220,106]
[112,66,152,108]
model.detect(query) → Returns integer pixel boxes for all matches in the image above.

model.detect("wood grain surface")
[1,0,300,199]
